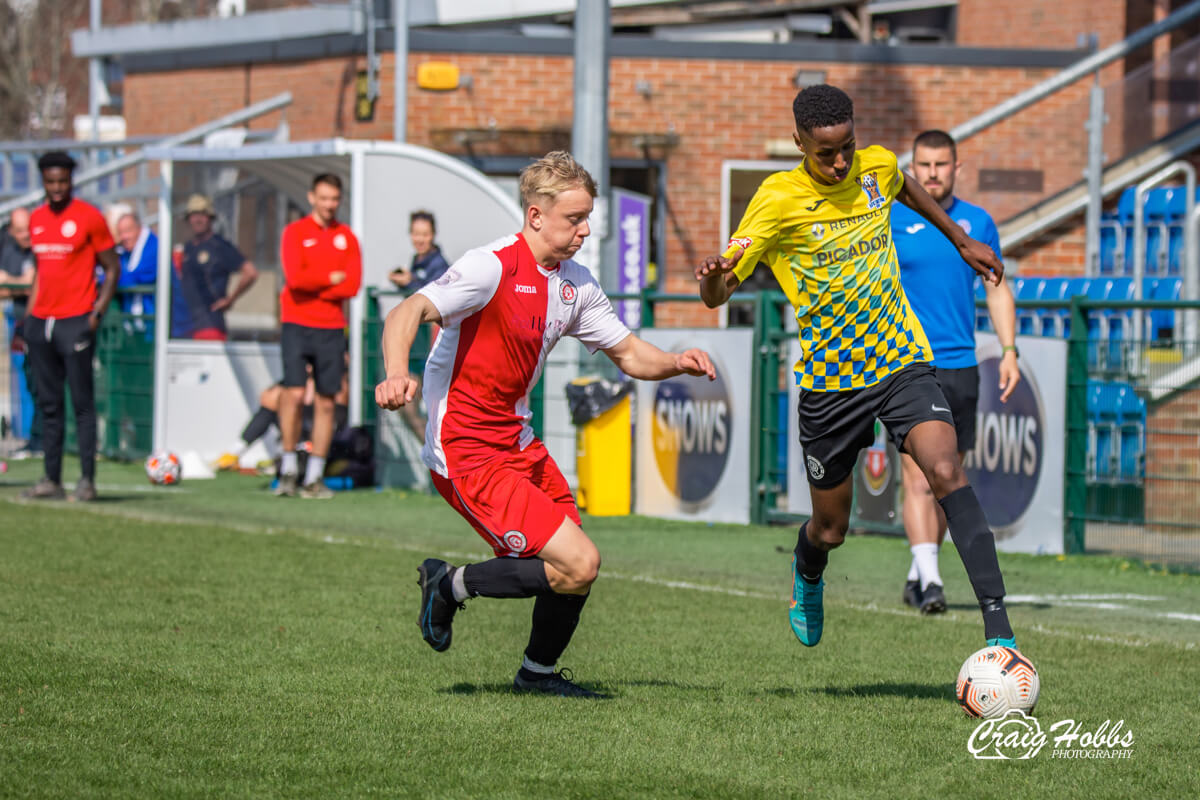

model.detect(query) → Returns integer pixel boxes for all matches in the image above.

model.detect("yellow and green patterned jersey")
[725,145,933,392]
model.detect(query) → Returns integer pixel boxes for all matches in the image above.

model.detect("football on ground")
[144,452,182,486]
[956,645,1040,718]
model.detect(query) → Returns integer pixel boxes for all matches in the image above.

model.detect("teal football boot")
[789,555,824,646]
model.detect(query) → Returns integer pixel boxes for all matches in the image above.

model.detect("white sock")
[906,558,920,582]
[911,543,942,591]
[521,656,555,676]
[450,567,469,603]
[280,451,298,476]
[304,455,326,486]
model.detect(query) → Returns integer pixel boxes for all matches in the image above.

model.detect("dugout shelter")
[145,139,522,472]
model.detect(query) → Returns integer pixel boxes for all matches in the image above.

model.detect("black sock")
[437,568,457,604]
[938,486,1013,641]
[463,557,552,599]
[241,407,277,446]
[522,591,589,673]
[794,522,827,583]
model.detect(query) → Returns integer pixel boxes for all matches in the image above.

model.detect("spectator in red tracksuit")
[23,151,121,502]
[274,173,362,499]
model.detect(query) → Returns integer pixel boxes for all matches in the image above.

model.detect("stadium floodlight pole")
[572,0,611,285]
[897,0,1200,171]
[89,0,102,144]
[393,0,408,142]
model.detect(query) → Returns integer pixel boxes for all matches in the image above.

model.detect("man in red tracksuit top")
[275,173,362,498]
[23,151,121,502]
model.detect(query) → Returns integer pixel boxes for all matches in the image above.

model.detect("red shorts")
[431,441,582,558]
[191,328,227,341]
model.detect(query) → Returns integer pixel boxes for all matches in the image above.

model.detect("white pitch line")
[5,494,1197,648]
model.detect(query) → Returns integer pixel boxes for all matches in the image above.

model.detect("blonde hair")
[518,151,597,212]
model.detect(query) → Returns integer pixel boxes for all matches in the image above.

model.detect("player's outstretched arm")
[897,173,1003,286]
[694,249,743,308]
[603,334,716,381]
[376,293,443,410]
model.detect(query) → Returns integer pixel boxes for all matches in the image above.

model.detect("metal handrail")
[897,0,1200,171]
[0,92,293,219]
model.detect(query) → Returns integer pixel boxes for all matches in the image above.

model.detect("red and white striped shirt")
[418,233,630,478]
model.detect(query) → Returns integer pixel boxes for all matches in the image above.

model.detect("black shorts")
[281,323,345,397]
[934,365,980,454]
[797,362,953,489]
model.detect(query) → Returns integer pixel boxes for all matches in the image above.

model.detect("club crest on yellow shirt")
[859,171,886,210]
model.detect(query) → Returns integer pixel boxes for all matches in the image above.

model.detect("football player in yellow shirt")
[696,84,1018,651]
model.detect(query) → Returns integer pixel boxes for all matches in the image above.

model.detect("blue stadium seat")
[1099,220,1124,275]
[1117,385,1146,480]
[1151,277,1183,340]
[1085,280,1112,366]
[1146,222,1170,275]
[1107,277,1135,366]
[1167,222,1186,275]
[1145,187,1171,221]
[1116,186,1136,222]
[1038,278,1071,337]
[1086,380,1121,479]
[1164,186,1190,221]
[1015,278,1043,335]
[975,279,990,332]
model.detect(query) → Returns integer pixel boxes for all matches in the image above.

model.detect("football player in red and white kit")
[376,151,715,698]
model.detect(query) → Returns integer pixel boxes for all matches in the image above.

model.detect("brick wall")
[124,51,1103,304]
[1144,387,1200,530]
[957,0,1131,49]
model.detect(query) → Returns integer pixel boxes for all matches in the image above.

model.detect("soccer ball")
[144,452,182,486]
[956,645,1039,718]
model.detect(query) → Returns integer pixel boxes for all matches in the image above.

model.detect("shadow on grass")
[815,682,950,701]
[441,681,617,699]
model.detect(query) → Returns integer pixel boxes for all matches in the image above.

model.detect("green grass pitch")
[1,458,1197,798]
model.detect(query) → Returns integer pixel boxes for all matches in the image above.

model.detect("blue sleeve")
[129,234,159,286]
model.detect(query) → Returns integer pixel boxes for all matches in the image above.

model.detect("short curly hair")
[792,84,854,133]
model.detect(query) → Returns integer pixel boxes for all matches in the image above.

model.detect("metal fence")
[34,286,1196,570]
[59,291,156,461]
[1064,297,1200,569]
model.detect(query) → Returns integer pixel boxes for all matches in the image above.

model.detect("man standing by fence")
[178,195,257,341]
[275,174,361,498]
[22,151,120,501]
[892,130,1019,614]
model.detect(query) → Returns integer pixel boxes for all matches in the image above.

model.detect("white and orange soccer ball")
[144,451,182,486]
[956,645,1040,718]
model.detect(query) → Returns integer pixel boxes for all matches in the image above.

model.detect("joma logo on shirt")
[814,232,890,267]
[514,284,538,294]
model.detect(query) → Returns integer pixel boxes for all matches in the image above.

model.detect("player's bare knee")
[927,457,966,496]
[571,547,601,588]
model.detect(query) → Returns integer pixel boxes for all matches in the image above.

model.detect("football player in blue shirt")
[892,130,1019,615]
